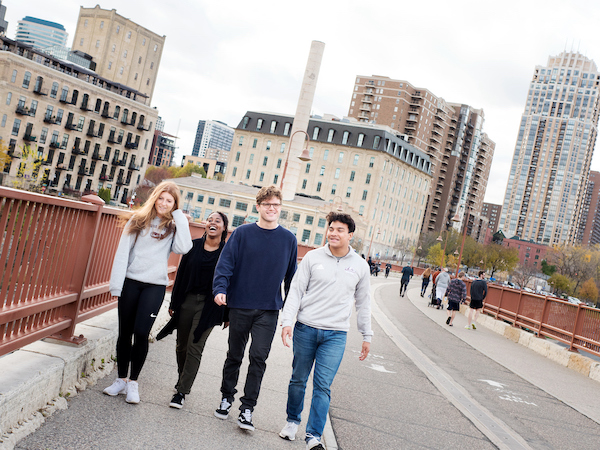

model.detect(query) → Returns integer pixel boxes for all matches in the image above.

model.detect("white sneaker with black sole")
[169,392,185,409]
[238,409,255,431]
[214,398,232,419]
[279,421,298,440]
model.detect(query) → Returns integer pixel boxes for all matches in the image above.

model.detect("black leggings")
[117,278,166,380]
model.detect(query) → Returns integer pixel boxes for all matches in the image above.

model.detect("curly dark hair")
[326,212,356,233]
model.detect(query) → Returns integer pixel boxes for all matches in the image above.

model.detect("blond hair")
[123,181,181,240]
[256,185,282,205]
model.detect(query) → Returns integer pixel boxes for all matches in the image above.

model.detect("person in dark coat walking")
[445,272,467,326]
[466,270,487,330]
[400,265,413,297]
[385,263,392,278]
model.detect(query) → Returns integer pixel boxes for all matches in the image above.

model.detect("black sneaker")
[215,398,232,419]
[169,392,185,409]
[446,317,451,325]
[238,408,255,431]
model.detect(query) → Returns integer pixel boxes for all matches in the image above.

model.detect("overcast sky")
[5,0,600,204]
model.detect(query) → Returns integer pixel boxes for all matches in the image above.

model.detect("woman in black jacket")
[159,211,229,409]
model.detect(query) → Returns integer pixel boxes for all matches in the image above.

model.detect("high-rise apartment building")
[347,76,495,241]
[149,130,176,167]
[191,120,234,163]
[575,170,600,246]
[499,52,600,245]
[72,5,165,102]
[224,111,433,258]
[482,202,502,233]
[0,36,158,204]
[15,16,68,49]
[0,1,8,35]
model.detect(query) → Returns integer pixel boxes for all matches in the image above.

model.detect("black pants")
[400,279,409,295]
[221,308,279,411]
[117,278,165,380]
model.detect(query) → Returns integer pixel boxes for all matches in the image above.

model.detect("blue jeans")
[286,322,347,439]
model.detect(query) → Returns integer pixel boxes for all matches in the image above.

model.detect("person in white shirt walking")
[279,212,373,450]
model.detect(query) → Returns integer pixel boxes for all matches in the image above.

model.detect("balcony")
[23,134,37,142]
[359,104,371,111]
[99,174,109,181]
[111,158,126,167]
[128,162,140,171]
[107,136,119,144]
[49,141,61,149]
[15,105,31,116]
[101,111,111,118]
[72,147,87,156]
[362,96,373,104]
[86,129,100,138]
[120,119,131,126]
[55,163,67,171]
[33,85,48,96]
[137,123,150,131]
[44,115,59,124]
[65,122,78,131]
[59,96,69,104]
[125,142,138,149]
[91,152,103,160]
[116,177,126,185]
[78,166,88,176]
[80,104,92,111]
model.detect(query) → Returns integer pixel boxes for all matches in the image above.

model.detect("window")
[327,129,334,142]
[235,152,240,162]
[96,40,100,48]
[249,154,254,164]
[197,194,204,202]
[301,230,311,243]
[353,154,359,165]
[302,179,307,189]
[259,172,264,181]
[108,61,112,70]
[357,133,365,147]
[116,25,120,34]
[22,72,31,89]
[219,199,231,207]
[350,171,355,181]
[10,70,17,83]
[154,44,158,52]
[314,233,323,246]
[208,197,215,205]
[112,44,116,52]
[306,216,314,225]
[252,138,258,149]
[342,131,350,145]
[256,119,263,130]
[50,82,58,98]
[12,118,21,136]
[283,122,291,135]
[359,205,364,215]
[123,50,127,58]
[235,202,248,211]
[138,56,142,64]
[100,21,104,29]
[273,174,278,184]
[232,167,237,176]
[266,140,271,150]
[331,184,337,194]
[305,163,311,173]
[362,190,368,200]
[150,62,154,69]
[323,149,328,160]
[276,158,282,169]
[346,187,352,198]
[365,174,371,184]
[292,213,301,222]
[320,166,325,176]
[311,127,321,140]
[373,136,381,149]
[246,170,251,179]
[263,156,268,166]
[338,152,344,163]
[316,182,321,192]
[1,114,6,127]
[280,143,285,153]
[270,121,277,133]
[119,67,124,75]
[238,136,244,146]
[127,31,132,39]
[5,92,11,105]
[334,168,340,179]
[369,157,375,168]
[242,116,249,129]
[318,218,326,228]
[232,215,245,227]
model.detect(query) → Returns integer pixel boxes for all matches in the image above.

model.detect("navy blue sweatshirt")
[212,223,298,310]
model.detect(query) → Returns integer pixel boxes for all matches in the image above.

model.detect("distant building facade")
[482,202,502,233]
[181,154,226,178]
[224,111,433,258]
[191,119,234,161]
[148,130,176,167]
[502,237,549,269]
[15,16,68,49]
[499,52,600,245]
[72,5,165,102]
[575,170,600,246]
[347,75,495,240]
[0,1,8,35]
[0,36,158,204]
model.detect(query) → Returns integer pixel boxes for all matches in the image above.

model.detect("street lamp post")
[280,129,311,190]
[367,227,380,259]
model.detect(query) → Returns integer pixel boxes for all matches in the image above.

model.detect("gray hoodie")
[436,271,451,291]
[281,244,373,342]
[109,209,192,296]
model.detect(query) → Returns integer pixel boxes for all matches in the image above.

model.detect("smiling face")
[256,196,282,225]
[154,191,175,218]
[206,212,225,238]
[327,220,353,255]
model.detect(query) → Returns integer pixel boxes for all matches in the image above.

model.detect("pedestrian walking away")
[385,262,391,278]
[445,272,467,326]
[156,212,229,410]
[279,212,372,449]
[399,264,413,297]
[105,181,192,404]
[212,185,297,432]
[466,270,487,330]
[421,267,431,297]
[435,268,451,308]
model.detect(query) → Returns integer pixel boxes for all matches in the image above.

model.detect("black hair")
[205,211,229,242]
[478,270,485,277]
[326,212,356,233]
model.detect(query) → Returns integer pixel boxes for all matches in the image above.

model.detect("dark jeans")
[421,278,430,294]
[400,279,409,295]
[221,308,279,411]
[175,293,214,394]
[117,278,165,380]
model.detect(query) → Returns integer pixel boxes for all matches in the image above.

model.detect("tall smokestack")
[281,40,325,201]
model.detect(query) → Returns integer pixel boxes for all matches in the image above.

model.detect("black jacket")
[157,237,227,342]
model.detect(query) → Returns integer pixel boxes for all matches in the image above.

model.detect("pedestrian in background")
[445,272,467,326]
[212,186,297,432]
[435,268,451,308]
[421,267,431,297]
[279,212,372,449]
[399,264,413,297]
[466,270,487,330]
[157,211,229,410]
[105,181,192,404]
[385,262,392,278]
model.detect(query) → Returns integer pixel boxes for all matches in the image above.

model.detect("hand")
[168,308,174,317]
[282,326,292,347]
[359,341,370,361]
[214,293,227,306]
[222,322,229,330]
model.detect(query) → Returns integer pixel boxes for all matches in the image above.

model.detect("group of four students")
[104,182,373,450]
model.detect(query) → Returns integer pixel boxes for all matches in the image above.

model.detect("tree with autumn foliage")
[132,163,207,206]
[578,278,599,305]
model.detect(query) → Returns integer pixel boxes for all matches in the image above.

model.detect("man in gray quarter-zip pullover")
[278,212,372,449]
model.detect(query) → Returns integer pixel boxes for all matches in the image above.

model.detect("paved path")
[15,276,600,449]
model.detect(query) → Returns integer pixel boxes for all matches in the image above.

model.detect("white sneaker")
[126,380,140,404]
[279,421,299,440]
[306,434,324,449]
[464,325,471,330]
[103,378,127,396]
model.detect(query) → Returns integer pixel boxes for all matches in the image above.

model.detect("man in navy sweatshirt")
[212,186,297,431]
[278,212,372,449]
